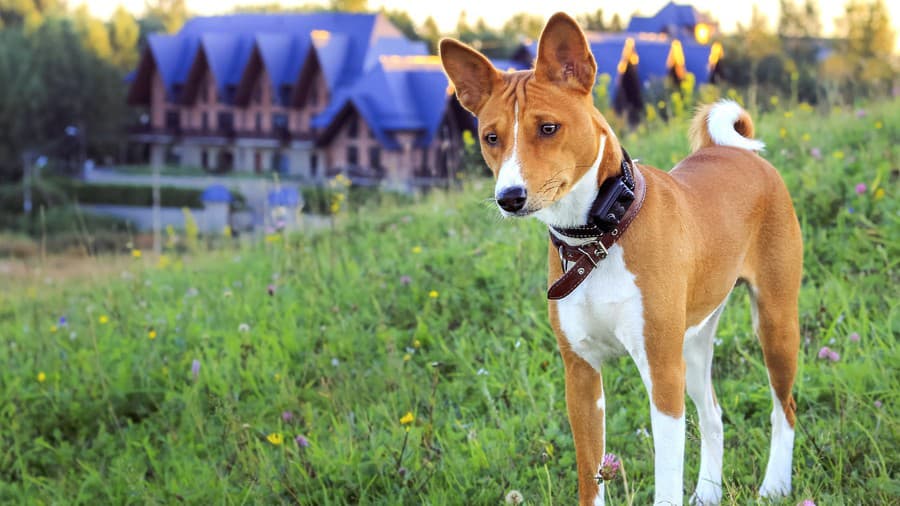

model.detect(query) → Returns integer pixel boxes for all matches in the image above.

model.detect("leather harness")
[547,147,647,300]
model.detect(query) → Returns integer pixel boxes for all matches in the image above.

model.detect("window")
[201,112,208,131]
[272,113,288,131]
[347,116,358,138]
[310,153,318,176]
[368,147,381,169]
[347,146,359,166]
[201,150,208,169]
[255,113,262,132]
[217,112,234,133]
[165,110,180,130]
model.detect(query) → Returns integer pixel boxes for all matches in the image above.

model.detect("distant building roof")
[627,1,714,42]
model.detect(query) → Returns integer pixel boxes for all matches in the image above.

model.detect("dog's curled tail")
[689,99,765,153]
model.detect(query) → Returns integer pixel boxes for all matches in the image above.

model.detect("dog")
[439,13,802,506]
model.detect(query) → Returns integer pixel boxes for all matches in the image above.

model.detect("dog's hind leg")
[745,214,802,499]
[685,303,726,505]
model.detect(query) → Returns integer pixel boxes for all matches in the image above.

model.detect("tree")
[110,6,139,70]
[578,9,606,31]
[73,5,113,61]
[329,0,367,12]
[381,8,419,42]
[778,0,822,38]
[420,16,440,53]
[144,0,188,33]
[825,0,896,90]
[609,13,623,32]
[501,13,544,40]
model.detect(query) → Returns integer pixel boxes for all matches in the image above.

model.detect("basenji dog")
[439,13,802,506]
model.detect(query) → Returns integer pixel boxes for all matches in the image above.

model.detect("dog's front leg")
[630,317,687,505]
[559,345,605,506]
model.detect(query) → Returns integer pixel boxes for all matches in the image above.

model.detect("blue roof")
[627,1,701,33]
[137,13,423,102]
[311,57,452,150]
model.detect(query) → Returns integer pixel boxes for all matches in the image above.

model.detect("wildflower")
[413,339,421,349]
[265,233,281,243]
[801,133,810,142]
[428,290,439,299]
[848,332,860,342]
[238,323,250,333]
[398,466,408,478]
[874,188,885,201]
[399,275,411,285]
[832,150,844,160]
[798,500,816,506]
[267,284,276,296]
[223,225,232,237]
[476,368,488,376]
[148,329,157,340]
[50,325,58,333]
[191,359,201,380]
[657,100,666,109]
[403,353,412,362]
[855,109,867,118]
[331,357,340,367]
[779,127,787,139]
[267,432,284,445]
[799,102,813,112]
[132,249,142,258]
[37,371,46,383]
[58,316,67,326]
[874,120,883,129]
[399,411,415,425]
[855,183,867,195]
[223,289,233,298]
[274,373,281,381]
[596,453,621,482]
[295,434,310,447]
[769,96,779,106]
[784,111,794,118]
[505,490,525,505]
[99,315,109,325]
[817,346,839,362]
[874,400,883,409]
[411,246,422,254]
[282,411,293,422]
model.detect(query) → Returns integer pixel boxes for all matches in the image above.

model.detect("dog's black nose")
[496,186,527,213]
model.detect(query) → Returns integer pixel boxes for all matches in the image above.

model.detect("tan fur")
[441,13,802,505]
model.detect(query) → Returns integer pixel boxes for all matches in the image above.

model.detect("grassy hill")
[1,100,897,504]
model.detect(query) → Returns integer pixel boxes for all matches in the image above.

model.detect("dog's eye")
[484,132,499,145]
[540,123,560,136]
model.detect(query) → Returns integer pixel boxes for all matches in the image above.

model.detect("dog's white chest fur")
[555,244,645,370]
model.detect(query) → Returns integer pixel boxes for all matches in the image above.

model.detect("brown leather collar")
[547,164,646,300]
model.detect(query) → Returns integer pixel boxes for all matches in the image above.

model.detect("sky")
[85,0,900,48]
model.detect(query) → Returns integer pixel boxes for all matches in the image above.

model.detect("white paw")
[758,477,791,499]
[690,482,722,505]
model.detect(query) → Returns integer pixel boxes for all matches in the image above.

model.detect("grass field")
[1,100,897,505]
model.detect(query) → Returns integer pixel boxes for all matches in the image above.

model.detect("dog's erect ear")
[439,38,499,115]
[534,12,597,94]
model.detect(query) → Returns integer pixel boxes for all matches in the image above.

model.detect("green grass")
[1,100,897,505]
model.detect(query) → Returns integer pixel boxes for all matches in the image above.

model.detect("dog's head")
[440,13,621,220]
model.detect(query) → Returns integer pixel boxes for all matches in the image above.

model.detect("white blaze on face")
[495,100,525,208]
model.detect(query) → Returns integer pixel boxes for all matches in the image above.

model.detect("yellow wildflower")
[265,233,281,243]
[274,373,281,381]
[37,372,46,383]
[874,121,883,129]
[413,339,421,349]
[267,433,284,445]
[657,100,665,109]
[799,102,813,112]
[779,127,787,139]
[99,315,109,324]
[801,133,811,142]
[400,412,415,425]
[874,188,885,201]
[832,150,845,160]
[784,111,793,118]
[50,325,58,333]
[403,353,412,362]
[412,246,422,254]
[223,225,232,237]
[158,255,171,268]
[148,330,157,340]
[428,290,439,299]
[769,96,779,106]
[132,249,142,258]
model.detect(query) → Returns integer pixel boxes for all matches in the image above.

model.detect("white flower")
[504,490,524,505]
[476,368,488,376]
[238,323,250,333]
[331,358,340,367]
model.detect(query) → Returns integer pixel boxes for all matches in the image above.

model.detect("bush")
[300,185,414,214]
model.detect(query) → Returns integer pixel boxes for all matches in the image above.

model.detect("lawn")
[1,100,897,505]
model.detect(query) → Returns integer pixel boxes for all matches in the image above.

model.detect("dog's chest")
[554,245,645,370]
